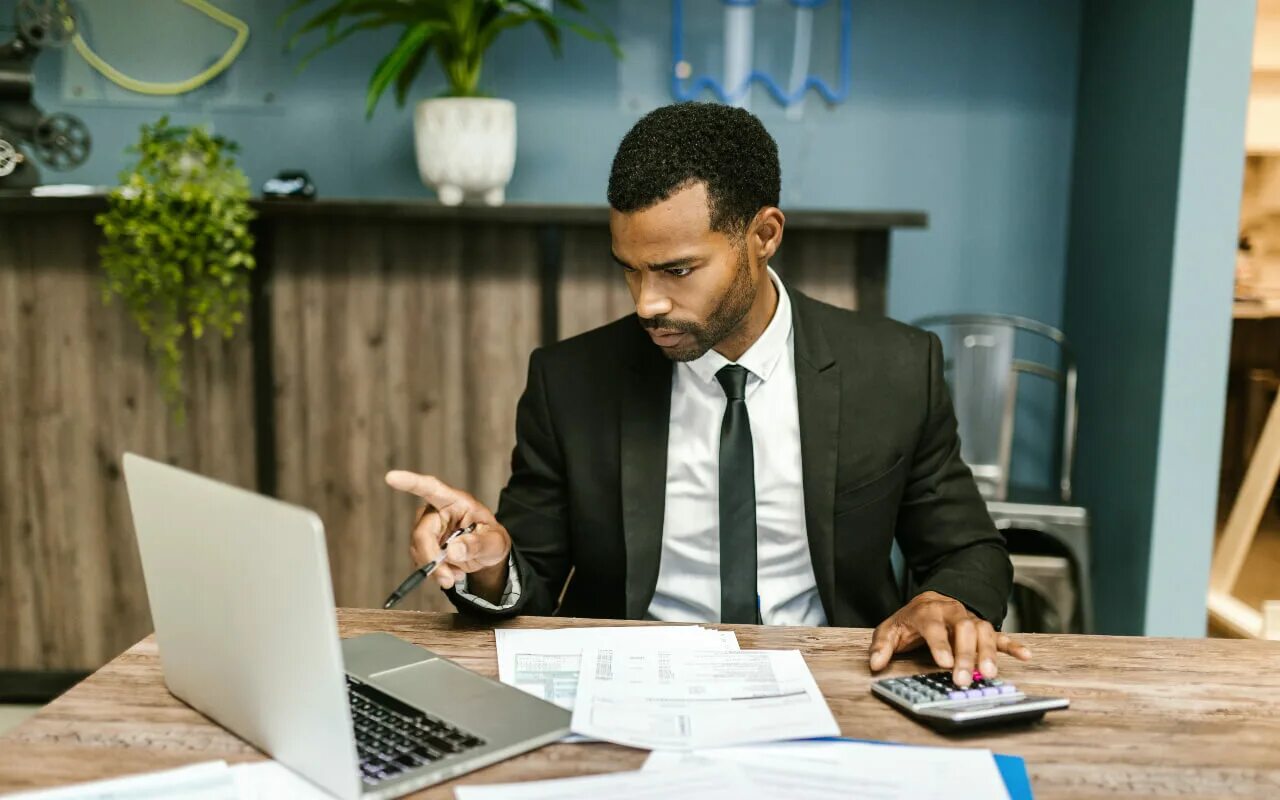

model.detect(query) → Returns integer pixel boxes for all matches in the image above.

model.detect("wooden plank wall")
[0,210,885,671]
[0,213,256,671]
[271,219,539,614]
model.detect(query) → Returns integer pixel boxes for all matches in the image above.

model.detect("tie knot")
[716,364,749,401]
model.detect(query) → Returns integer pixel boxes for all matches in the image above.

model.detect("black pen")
[382,523,476,609]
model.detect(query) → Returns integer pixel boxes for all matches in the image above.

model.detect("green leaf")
[285,1,436,51]
[503,2,621,59]
[394,39,433,105]
[95,116,256,422]
[365,21,444,117]
[295,16,405,69]
[277,0,323,28]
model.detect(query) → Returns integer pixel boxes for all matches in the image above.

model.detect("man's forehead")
[610,184,717,257]
[612,183,710,229]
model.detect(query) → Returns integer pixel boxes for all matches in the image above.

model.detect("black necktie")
[716,364,757,624]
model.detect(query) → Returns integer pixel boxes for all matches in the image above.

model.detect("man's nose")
[635,275,673,319]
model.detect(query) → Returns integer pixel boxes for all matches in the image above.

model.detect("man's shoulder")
[531,314,649,375]
[791,290,933,357]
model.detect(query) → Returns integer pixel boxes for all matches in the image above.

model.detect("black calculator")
[871,670,1069,732]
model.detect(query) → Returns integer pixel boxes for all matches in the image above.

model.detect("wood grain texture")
[773,229,863,310]
[2,611,1279,799]
[558,225,634,339]
[0,212,256,672]
[269,219,540,614]
[2,207,892,672]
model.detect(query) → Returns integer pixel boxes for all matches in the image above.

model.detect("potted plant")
[97,116,256,420]
[281,0,620,206]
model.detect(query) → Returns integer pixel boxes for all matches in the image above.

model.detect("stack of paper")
[454,763,764,800]
[644,740,1012,800]
[2,762,240,800]
[453,740,1014,800]
[495,625,738,710]
[570,647,841,749]
[2,760,332,800]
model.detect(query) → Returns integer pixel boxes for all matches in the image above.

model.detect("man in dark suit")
[387,103,1027,687]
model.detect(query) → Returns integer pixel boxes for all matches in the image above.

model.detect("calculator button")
[999,685,1018,695]
[947,690,967,700]
[964,689,984,699]
[982,687,1000,697]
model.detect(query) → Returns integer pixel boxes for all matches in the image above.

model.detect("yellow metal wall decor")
[71,0,248,96]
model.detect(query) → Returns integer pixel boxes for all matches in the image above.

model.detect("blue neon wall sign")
[670,0,853,107]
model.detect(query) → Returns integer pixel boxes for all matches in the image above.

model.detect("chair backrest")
[913,314,1078,503]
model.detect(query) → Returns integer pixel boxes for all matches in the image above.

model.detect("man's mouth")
[647,329,687,346]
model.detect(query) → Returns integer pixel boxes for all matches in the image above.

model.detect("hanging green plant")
[96,116,256,421]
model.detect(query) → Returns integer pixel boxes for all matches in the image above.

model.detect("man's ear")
[750,207,786,264]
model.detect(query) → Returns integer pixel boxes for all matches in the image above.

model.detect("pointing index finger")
[386,470,456,507]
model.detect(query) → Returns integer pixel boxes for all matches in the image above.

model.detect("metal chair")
[1005,554,1078,634]
[913,313,1093,633]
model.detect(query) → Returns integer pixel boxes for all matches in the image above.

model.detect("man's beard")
[643,247,756,362]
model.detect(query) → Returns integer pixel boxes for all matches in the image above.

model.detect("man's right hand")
[384,470,513,603]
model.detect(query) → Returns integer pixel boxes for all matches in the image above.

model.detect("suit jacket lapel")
[620,322,672,619]
[791,291,841,621]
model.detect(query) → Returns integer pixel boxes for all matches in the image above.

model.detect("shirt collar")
[685,266,792,385]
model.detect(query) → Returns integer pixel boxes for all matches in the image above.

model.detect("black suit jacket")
[448,288,1012,627]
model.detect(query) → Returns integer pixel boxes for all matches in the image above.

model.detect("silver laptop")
[122,453,570,800]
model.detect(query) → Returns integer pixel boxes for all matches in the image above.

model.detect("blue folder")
[818,737,1033,799]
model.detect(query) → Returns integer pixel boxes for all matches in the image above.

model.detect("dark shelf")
[0,193,927,231]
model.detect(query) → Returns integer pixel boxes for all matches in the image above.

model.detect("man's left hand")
[868,591,1031,687]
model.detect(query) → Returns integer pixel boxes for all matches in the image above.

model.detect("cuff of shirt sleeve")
[454,555,521,611]
[920,573,1008,631]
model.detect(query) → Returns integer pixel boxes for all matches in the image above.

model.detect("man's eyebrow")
[610,253,699,271]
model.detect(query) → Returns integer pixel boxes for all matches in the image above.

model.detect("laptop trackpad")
[370,659,567,740]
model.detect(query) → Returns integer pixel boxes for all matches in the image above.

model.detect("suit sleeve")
[445,348,571,618]
[895,332,1013,626]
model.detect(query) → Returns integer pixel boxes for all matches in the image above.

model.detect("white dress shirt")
[459,267,827,626]
[647,267,826,625]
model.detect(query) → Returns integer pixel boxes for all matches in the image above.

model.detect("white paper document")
[229,761,337,799]
[1,761,241,800]
[452,764,764,800]
[569,647,839,750]
[494,625,738,710]
[643,740,1010,800]
[3,760,341,800]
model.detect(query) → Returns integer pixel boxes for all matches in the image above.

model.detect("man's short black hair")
[607,102,781,235]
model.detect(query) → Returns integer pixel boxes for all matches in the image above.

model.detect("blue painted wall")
[1144,3,1252,636]
[5,0,1254,636]
[5,0,1083,487]
[1063,0,1251,636]
[8,1,1080,319]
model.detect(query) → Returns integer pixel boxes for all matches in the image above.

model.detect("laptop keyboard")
[347,675,486,786]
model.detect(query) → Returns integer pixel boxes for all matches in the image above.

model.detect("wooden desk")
[3,611,1280,799]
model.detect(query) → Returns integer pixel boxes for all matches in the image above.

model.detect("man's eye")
[667,268,692,278]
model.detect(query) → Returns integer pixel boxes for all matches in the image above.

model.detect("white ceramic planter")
[413,97,516,206]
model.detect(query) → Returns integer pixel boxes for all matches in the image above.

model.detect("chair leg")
[1073,546,1095,634]
[1263,600,1280,641]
